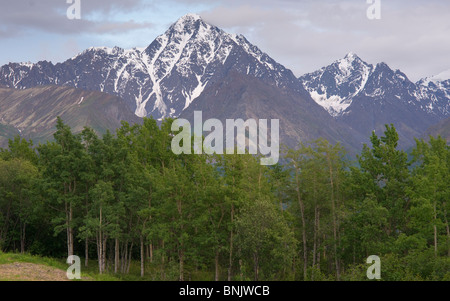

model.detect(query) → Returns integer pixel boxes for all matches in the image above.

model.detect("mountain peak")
[374,62,392,72]
[341,52,367,66]
[344,51,359,60]
[300,52,374,117]
[174,13,203,27]
[180,13,202,21]
[166,13,212,37]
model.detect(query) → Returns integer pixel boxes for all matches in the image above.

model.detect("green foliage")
[357,124,410,236]
[0,121,448,281]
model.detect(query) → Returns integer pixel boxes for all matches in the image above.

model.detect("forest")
[0,117,449,281]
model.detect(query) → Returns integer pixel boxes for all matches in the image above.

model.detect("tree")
[80,180,123,274]
[285,138,347,280]
[0,158,38,252]
[235,195,296,280]
[38,117,88,258]
[357,124,410,236]
[408,136,449,257]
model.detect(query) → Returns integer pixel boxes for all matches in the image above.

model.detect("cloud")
[0,0,154,36]
[196,0,450,81]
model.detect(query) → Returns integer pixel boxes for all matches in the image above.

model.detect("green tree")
[0,158,38,252]
[408,136,450,257]
[37,117,88,257]
[357,124,410,237]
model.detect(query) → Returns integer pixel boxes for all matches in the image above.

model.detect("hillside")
[0,85,141,147]
[423,116,450,142]
[180,70,366,155]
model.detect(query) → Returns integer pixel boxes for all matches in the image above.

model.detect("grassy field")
[0,252,113,281]
[0,252,215,281]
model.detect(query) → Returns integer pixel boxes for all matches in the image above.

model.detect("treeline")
[0,118,449,281]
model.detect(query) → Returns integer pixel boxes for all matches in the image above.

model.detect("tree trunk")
[85,185,89,267]
[317,210,321,271]
[253,253,259,281]
[98,205,103,274]
[66,201,74,258]
[121,242,127,273]
[20,222,26,254]
[312,171,318,269]
[443,203,450,257]
[102,236,107,273]
[140,235,145,277]
[327,154,340,280]
[294,165,307,280]
[115,238,119,274]
[215,250,220,281]
[433,200,438,257]
[97,235,102,274]
[126,242,134,274]
[179,249,184,281]
[161,240,165,280]
[85,237,89,267]
[312,205,318,278]
[228,204,234,281]
[239,259,244,281]
[150,243,153,263]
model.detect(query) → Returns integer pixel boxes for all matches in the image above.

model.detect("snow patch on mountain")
[309,90,350,116]
[428,69,450,83]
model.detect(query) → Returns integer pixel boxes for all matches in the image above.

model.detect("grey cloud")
[197,0,450,81]
[93,20,154,34]
[0,0,154,36]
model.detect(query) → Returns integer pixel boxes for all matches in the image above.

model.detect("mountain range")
[299,52,449,148]
[0,13,448,151]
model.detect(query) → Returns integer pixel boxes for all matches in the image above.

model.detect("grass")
[0,251,94,281]
[0,251,69,281]
[0,252,67,270]
[0,251,220,281]
[0,251,162,281]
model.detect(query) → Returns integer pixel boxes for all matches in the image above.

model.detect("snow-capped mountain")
[1,15,448,152]
[300,53,449,119]
[0,14,297,120]
[1,14,367,154]
[299,52,374,117]
[299,53,450,148]
[416,70,450,117]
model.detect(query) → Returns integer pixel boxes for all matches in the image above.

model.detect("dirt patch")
[0,262,70,281]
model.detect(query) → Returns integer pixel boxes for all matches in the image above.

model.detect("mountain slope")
[179,70,366,155]
[423,116,450,143]
[0,85,141,147]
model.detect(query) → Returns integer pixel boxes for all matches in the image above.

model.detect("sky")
[1,0,450,82]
